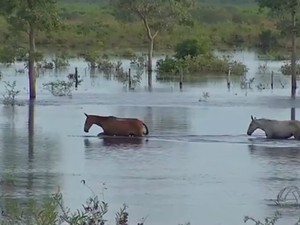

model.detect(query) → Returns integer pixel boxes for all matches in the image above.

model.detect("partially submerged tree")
[111,0,194,72]
[255,0,299,98]
[0,0,60,99]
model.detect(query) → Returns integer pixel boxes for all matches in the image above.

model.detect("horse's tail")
[142,122,149,135]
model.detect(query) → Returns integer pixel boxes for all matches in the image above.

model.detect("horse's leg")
[293,131,300,140]
[97,132,105,137]
[265,132,273,139]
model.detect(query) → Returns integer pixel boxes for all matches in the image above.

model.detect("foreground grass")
[1,166,300,225]
[1,184,300,225]
[0,181,140,225]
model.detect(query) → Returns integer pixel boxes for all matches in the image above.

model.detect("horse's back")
[104,117,144,135]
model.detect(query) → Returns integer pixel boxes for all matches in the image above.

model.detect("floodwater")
[1,51,300,225]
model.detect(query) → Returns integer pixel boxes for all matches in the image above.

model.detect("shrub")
[174,39,209,59]
[43,80,79,97]
[257,30,278,52]
[0,46,16,66]
[80,51,101,69]
[52,53,70,69]
[120,48,137,59]
[156,56,183,74]
[156,54,248,76]
[2,81,21,106]
[280,62,300,75]
[0,180,143,225]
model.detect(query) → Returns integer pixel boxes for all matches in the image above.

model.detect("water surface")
[1,51,300,225]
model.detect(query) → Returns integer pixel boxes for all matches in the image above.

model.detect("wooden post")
[291,107,296,120]
[128,68,132,90]
[74,67,79,89]
[179,67,183,91]
[227,68,231,90]
[271,71,274,90]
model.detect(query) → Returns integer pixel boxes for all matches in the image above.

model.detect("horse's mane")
[90,115,117,119]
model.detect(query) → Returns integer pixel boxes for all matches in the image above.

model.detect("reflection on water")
[28,100,34,161]
[84,136,145,149]
[248,143,300,224]
[114,106,190,136]
[248,144,300,161]
[1,51,300,225]
[0,102,62,207]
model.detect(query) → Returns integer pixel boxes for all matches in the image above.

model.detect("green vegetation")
[0,0,291,54]
[157,39,248,76]
[110,0,194,71]
[2,81,20,106]
[255,0,300,97]
[0,0,60,99]
[0,187,130,225]
[0,0,299,97]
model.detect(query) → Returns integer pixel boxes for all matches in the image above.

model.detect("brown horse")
[83,113,149,137]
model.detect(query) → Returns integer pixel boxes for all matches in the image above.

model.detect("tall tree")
[0,0,60,99]
[111,0,194,72]
[256,0,299,98]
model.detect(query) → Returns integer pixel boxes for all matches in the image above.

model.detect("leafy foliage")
[111,0,195,34]
[255,0,299,12]
[0,179,139,225]
[156,54,248,76]
[0,0,61,31]
[42,80,82,97]
[2,80,21,106]
[110,0,194,70]
[174,38,210,59]
[280,61,300,75]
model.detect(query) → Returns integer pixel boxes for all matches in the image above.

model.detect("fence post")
[179,67,183,91]
[271,71,274,90]
[74,67,79,89]
[227,68,231,90]
[128,68,132,90]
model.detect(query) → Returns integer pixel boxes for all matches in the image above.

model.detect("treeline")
[197,0,255,5]
[0,0,291,55]
[58,0,108,4]
[58,0,255,5]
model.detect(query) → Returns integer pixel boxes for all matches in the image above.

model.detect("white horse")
[247,115,300,139]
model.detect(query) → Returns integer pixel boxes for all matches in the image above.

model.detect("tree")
[111,0,194,72]
[255,0,299,98]
[0,0,60,99]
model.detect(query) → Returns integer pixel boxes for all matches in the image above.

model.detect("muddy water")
[1,51,300,225]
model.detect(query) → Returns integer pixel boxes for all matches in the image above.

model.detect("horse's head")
[84,113,93,133]
[247,115,259,135]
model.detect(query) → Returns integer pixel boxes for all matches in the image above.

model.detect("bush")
[0,46,16,66]
[280,62,300,75]
[80,51,101,69]
[156,56,183,74]
[119,48,137,59]
[2,81,21,106]
[156,54,248,77]
[174,39,209,59]
[0,180,144,225]
[52,53,70,69]
[43,80,75,97]
[257,30,278,52]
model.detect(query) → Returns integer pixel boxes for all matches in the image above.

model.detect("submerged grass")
[2,171,300,225]
[1,191,299,225]
[0,181,134,225]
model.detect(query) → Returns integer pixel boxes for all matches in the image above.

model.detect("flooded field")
[1,51,300,225]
